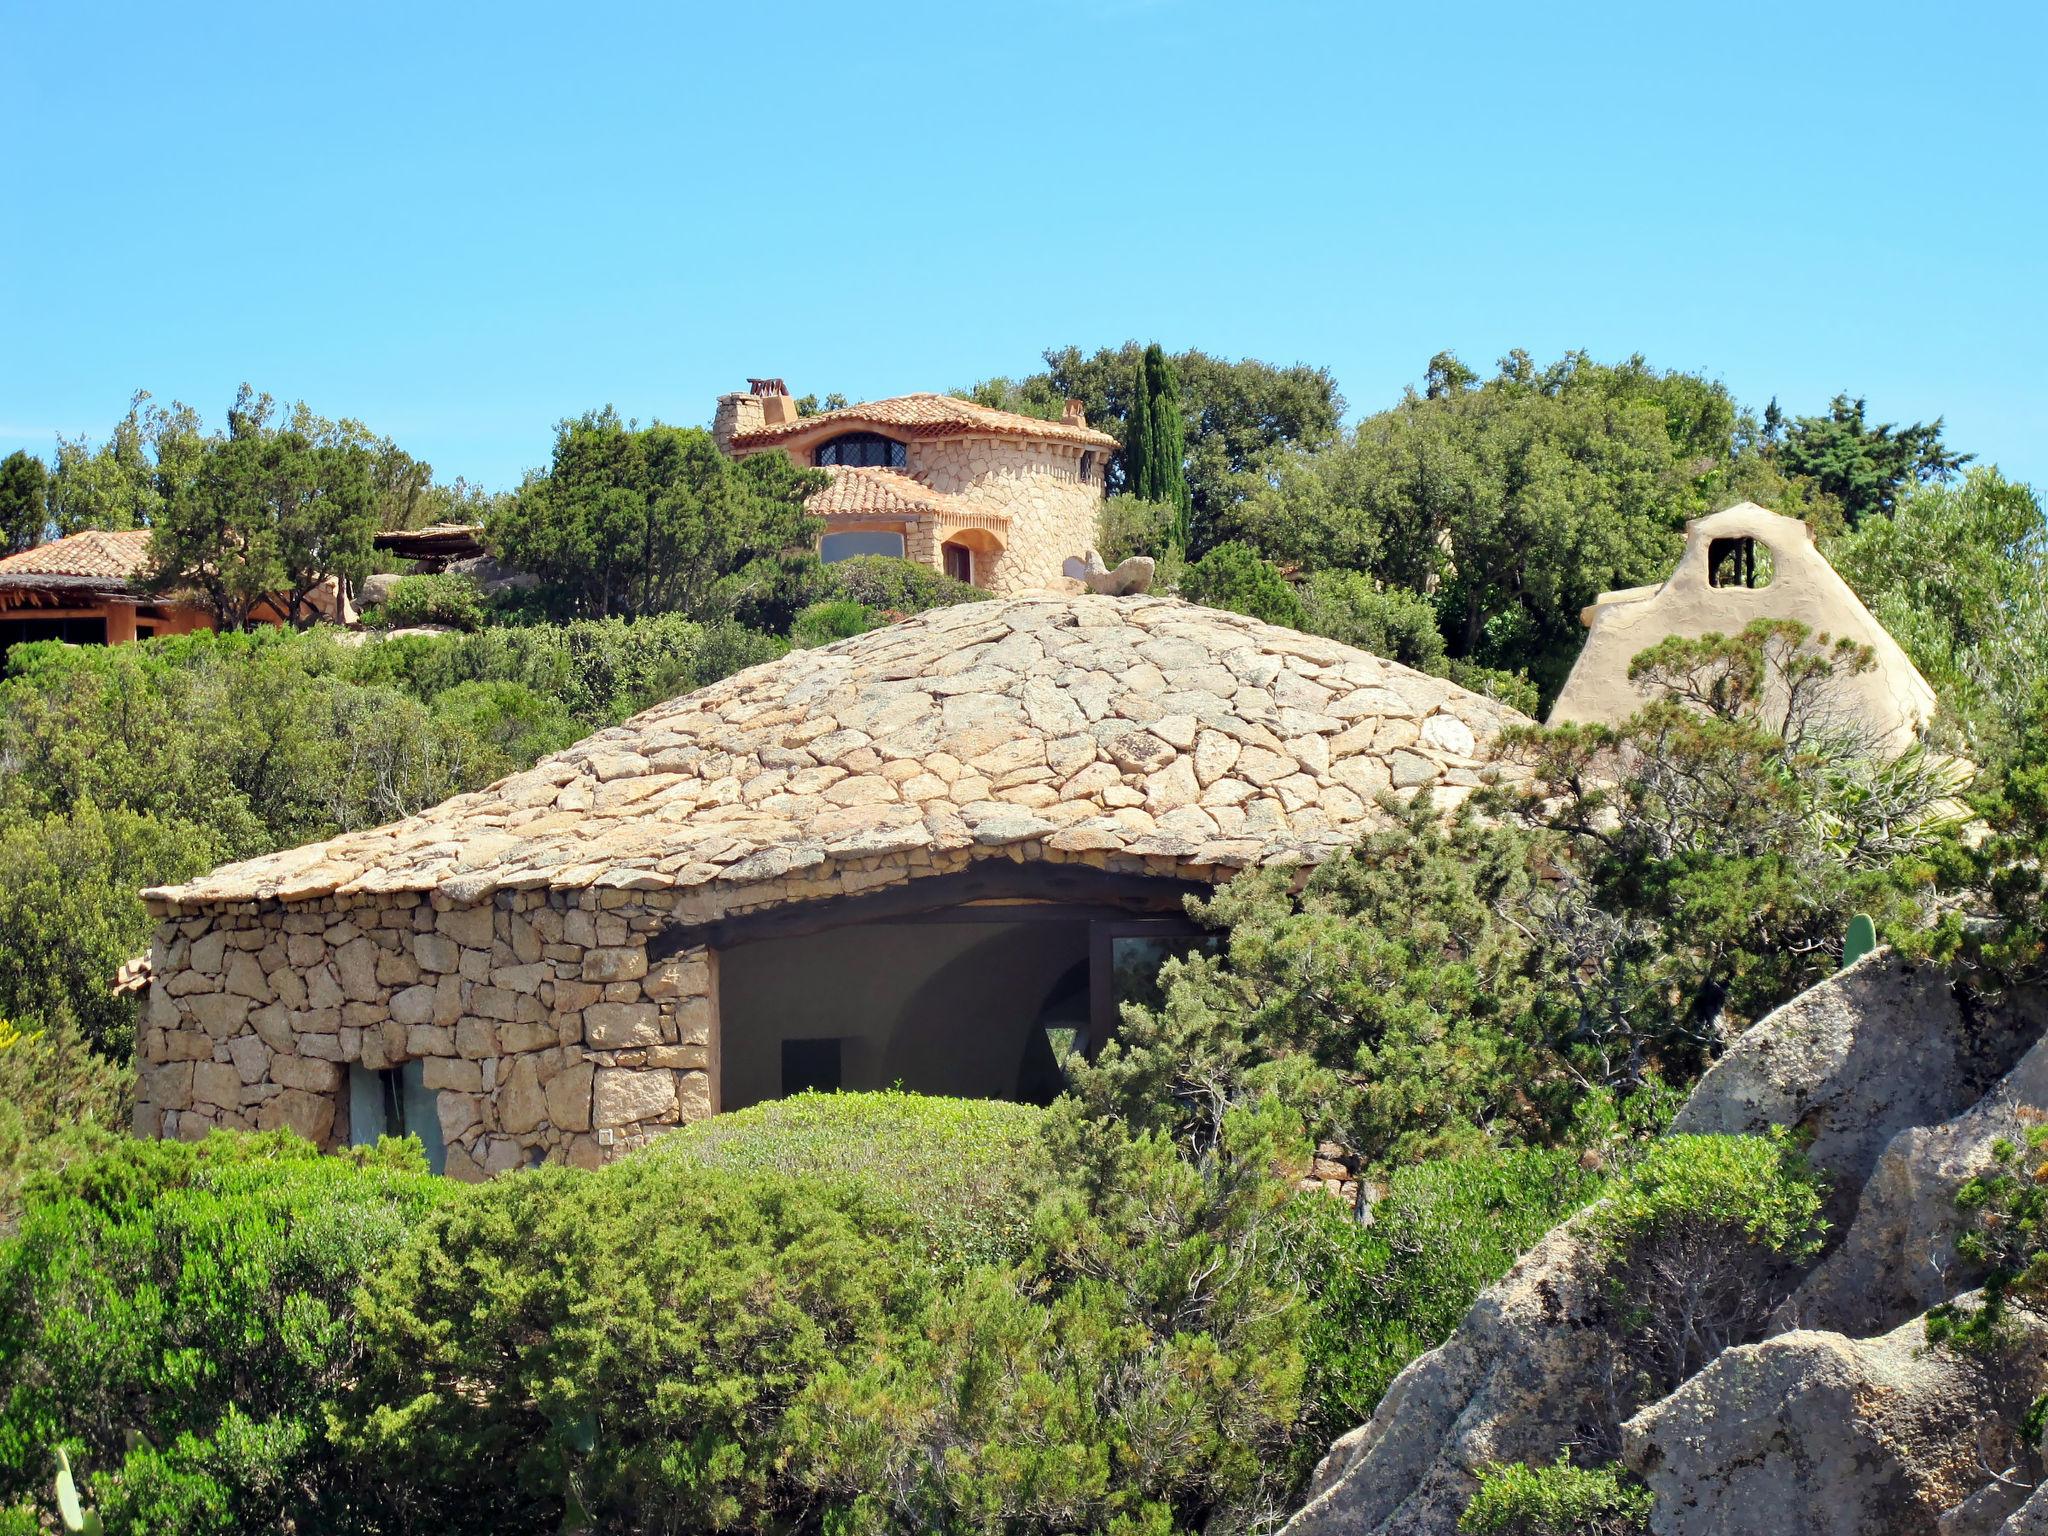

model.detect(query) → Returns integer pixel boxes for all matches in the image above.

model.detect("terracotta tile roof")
[734,392,1118,450]
[806,466,975,521]
[0,529,153,583]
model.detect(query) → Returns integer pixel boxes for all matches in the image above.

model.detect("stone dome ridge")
[146,595,1535,913]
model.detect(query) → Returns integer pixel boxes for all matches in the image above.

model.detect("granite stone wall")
[904,436,1100,595]
[137,887,716,1179]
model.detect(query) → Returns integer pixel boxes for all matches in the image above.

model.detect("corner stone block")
[592,1067,676,1128]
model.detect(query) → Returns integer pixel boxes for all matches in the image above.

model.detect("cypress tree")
[1129,344,1194,551]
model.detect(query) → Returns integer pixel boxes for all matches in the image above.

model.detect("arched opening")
[813,431,907,469]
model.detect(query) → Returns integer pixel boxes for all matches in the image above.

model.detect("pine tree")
[1129,344,1194,551]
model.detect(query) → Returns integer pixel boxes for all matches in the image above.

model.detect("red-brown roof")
[0,529,152,583]
[806,466,968,521]
[733,392,1117,450]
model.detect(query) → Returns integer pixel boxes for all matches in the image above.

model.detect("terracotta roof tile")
[734,392,1118,450]
[806,467,977,521]
[0,529,153,583]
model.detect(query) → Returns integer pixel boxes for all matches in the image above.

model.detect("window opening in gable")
[1707,536,1774,589]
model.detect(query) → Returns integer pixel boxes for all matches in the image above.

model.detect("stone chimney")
[713,393,762,453]
[1062,397,1087,428]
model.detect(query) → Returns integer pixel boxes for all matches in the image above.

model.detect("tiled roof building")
[714,379,1114,595]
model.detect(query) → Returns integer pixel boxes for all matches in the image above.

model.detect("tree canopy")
[485,410,824,622]
[1772,392,1971,526]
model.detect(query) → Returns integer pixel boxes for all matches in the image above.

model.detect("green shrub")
[1300,571,1446,672]
[1293,1149,1607,1454]
[790,599,888,649]
[0,1017,129,1222]
[1448,659,1542,718]
[1925,1125,2048,1348]
[1590,1133,1826,1395]
[652,1090,1052,1271]
[1096,495,1179,566]
[826,554,988,614]
[335,1156,937,1534]
[1180,541,1305,627]
[379,572,487,631]
[0,1131,450,1532]
[1460,1458,1652,1535]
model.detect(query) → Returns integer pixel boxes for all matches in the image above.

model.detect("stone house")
[0,528,351,663]
[714,380,1119,595]
[138,595,1531,1178]
[1549,502,1938,753]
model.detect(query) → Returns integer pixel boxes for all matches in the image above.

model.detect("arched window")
[814,432,907,469]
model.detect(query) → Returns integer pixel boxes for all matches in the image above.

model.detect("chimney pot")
[1062,397,1086,427]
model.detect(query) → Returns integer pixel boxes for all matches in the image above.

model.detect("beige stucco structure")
[1548,502,1937,754]
[138,595,1532,1176]
[714,381,1115,596]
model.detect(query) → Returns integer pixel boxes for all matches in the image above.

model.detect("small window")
[782,1038,843,1096]
[348,1060,447,1174]
[814,432,906,469]
[821,530,907,562]
[942,541,973,584]
[1079,450,1097,482]
[1707,536,1774,589]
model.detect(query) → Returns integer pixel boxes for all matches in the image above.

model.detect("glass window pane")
[821,531,907,562]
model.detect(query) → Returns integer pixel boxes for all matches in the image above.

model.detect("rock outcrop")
[1282,1222,1621,1536]
[1784,1029,2048,1336]
[1281,957,2048,1536]
[1622,1300,2048,1536]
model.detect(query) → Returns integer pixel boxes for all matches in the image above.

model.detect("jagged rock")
[1782,1028,2048,1337]
[1622,1298,2048,1536]
[1996,1486,2048,1535]
[1281,1223,1621,1536]
[1281,957,2023,1536]
[1671,953,2035,1227]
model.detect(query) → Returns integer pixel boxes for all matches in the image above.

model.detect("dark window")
[1079,450,1096,482]
[814,432,906,469]
[782,1038,843,1095]
[821,530,906,562]
[1707,536,1774,589]
[942,542,973,583]
[0,615,109,664]
[347,1060,447,1174]
[134,624,154,640]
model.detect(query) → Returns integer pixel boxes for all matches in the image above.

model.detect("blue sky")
[3,1,2042,491]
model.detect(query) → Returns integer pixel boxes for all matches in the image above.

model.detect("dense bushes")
[1292,1149,1607,1456]
[652,1091,1051,1271]
[0,1099,1330,1534]
[1460,1460,1651,1535]
[1589,1133,1827,1398]
[0,1133,450,1531]
[378,571,487,630]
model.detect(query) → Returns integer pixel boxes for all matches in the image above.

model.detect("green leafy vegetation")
[1292,1149,1607,1460]
[1924,1125,2048,1349]
[378,571,487,630]
[1460,1459,1652,1535]
[1590,1133,1827,1398]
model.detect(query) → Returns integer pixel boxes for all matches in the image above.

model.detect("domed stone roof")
[147,596,1533,914]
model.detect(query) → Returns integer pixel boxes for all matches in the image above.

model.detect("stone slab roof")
[0,529,151,583]
[807,466,968,521]
[146,596,1532,913]
[732,392,1118,450]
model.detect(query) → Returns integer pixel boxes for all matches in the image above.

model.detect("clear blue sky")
[4,0,2042,491]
